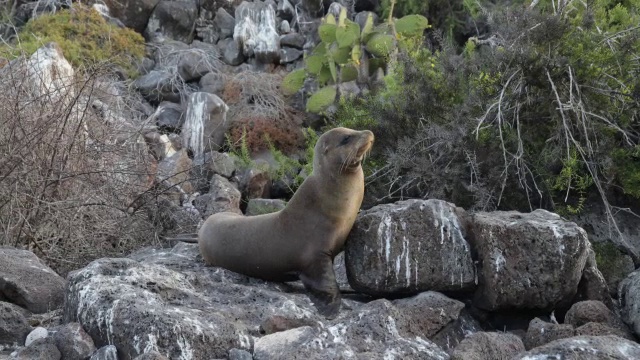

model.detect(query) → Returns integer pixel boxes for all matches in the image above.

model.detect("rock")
[182,92,229,159]
[280,33,305,49]
[92,3,125,28]
[228,348,252,360]
[90,345,119,360]
[219,38,245,66]
[214,8,236,39]
[0,248,66,314]
[430,310,483,353]
[259,315,316,335]
[14,0,70,25]
[144,132,178,161]
[451,332,525,360]
[345,199,475,297]
[593,244,635,297]
[392,291,466,338]
[208,152,237,178]
[200,72,228,95]
[234,1,280,63]
[133,70,180,104]
[619,268,640,337]
[193,175,242,217]
[157,149,194,195]
[237,161,271,200]
[154,102,184,131]
[280,20,291,33]
[469,209,590,311]
[176,45,220,82]
[276,0,295,21]
[512,335,640,359]
[253,300,449,360]
[25,327,48,346]
[524,317,574,350]
[64,243,324,359]
[150,196,201,235]
[279,47,303,63]
[333,252,351,291]
[103,0,161,33]
[52,322,96,360]
[564,300,631,337]
[300,0,323,17]
[0,302,31,346]
[12,337,61,360]
[245,198,286,216]
[573,249,614,309]
[145,0,198,43]
[575,322,635,340]
[24,43,75,105]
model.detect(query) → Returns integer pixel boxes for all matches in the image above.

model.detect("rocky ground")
[2,0,640,359]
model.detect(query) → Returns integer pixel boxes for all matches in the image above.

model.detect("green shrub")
[0,5,145,76]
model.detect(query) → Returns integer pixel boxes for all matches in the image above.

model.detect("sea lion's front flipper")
[299,255,341,319]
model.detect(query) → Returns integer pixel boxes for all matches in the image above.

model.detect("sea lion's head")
[314,127,374,175]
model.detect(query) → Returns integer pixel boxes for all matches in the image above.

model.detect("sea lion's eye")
[340,135,352,145]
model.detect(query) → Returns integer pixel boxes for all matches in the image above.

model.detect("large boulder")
[0,301,31,346]
[233,1,280,63]
[0,248,66,314]
[63,242,461,359]
[133,70,181,104]
[345,199,475,297]
[617,268,640,337]
[145,0,198,43]
[103,0,161,33]
[182,92,229,159]
[468,209,591,311]
[512,335,640,359]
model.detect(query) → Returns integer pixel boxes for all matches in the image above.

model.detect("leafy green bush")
[333,0,640,216]
[0,5,145,76]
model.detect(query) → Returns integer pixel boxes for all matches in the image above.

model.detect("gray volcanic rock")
[524,317,575,350]
[182,92,229,158]
[103,0,161,33]
[64,243,323,359]
[469,209,590,311]
[451,332,525,360]
[145,0,198,43]
[512,335,640,359]
[90,345,119,360]
[63,241,473,360]
[233,1,280,62]
[252,300,449,360]
[11,337,61,360]
[0,248,66,314]
[0,302,31,346]
[214,7,236,39]
[345,199,475,297]
[52,322,96,360]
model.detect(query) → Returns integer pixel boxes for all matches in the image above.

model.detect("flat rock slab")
[345,199,475,297]
[0,248,66,313]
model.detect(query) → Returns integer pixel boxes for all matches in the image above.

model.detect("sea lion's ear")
[323,141,330,154]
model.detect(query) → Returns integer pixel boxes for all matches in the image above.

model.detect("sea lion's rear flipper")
[300,256,341,319]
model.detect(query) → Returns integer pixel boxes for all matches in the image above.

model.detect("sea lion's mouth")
[345,137,374,171]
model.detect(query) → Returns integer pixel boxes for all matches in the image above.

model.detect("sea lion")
[198,127,374,318]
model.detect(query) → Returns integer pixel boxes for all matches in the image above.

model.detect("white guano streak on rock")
[327,323,347,345]
[184,93,205,160]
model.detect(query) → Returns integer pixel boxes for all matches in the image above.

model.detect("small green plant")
[267,128,319,192]
[226,128,255,169]
[0,5,145,76]
[281,5,429,114]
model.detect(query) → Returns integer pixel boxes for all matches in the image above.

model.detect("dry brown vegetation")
[0,55,166,275]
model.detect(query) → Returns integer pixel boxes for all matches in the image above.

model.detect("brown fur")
[198,127,374,318]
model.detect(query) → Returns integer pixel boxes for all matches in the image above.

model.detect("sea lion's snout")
[346,130,374,170]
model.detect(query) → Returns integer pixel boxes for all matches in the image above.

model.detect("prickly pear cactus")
[281,6,429,114]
